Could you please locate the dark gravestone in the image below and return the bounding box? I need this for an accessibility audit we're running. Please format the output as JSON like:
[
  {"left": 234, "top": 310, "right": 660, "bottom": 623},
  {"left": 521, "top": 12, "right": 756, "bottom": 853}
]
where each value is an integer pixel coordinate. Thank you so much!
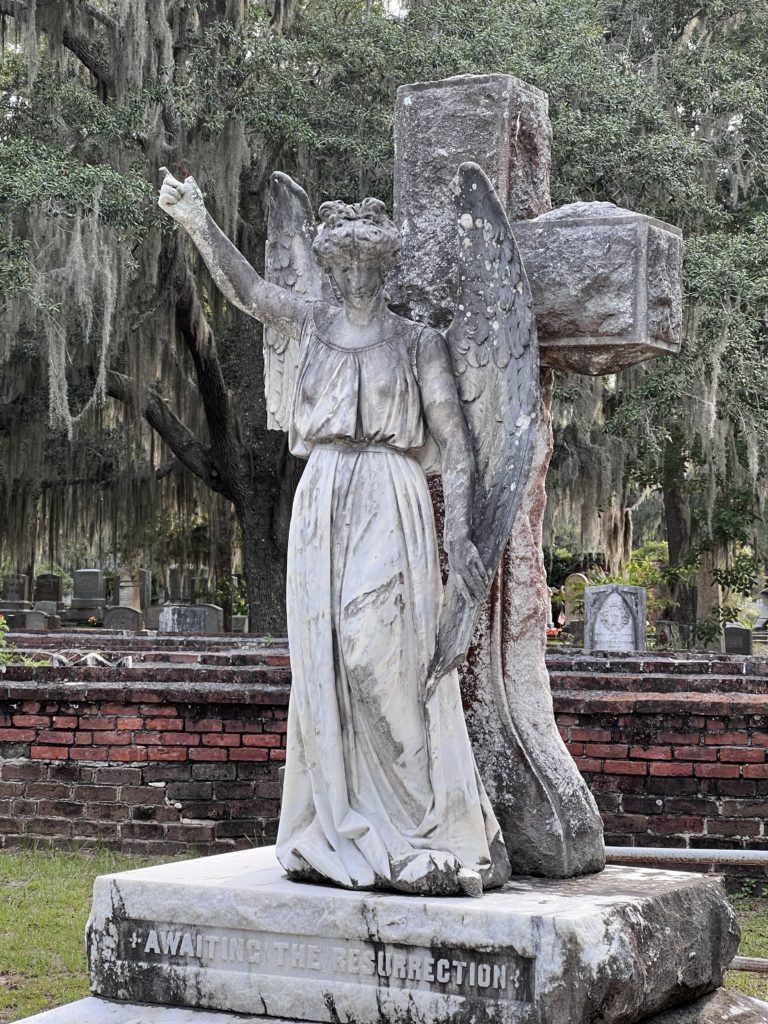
[
  {"left": 724, "top": 625, "right": 752, "bottom": 656},
  {"left": 34, "top": 573, "right": 62, "bottom": 606},
  {"left": 71, "top": 569, "right": 106, "bottom": 608},
  {"left": 2, "top": 573, "right": 29, "bottom": 604}
]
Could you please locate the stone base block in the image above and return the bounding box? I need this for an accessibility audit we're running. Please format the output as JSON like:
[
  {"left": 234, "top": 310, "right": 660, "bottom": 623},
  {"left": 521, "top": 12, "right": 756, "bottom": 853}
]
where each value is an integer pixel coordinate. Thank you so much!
[
  {"left": 88, "top": 847, "right": 739, "bottom": 1024},
  {"left": 649, "top": 990, "right": 768, "bottom": 1022},
  {"left": 13, "top": 997, "right": 271, "bottom": 1023}
]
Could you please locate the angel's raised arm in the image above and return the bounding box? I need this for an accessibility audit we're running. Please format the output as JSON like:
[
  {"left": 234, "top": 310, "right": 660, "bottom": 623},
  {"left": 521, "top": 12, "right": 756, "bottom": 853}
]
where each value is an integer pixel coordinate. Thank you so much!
[{"left": 158, "top": 170, "right": 309, "bottom": 341}]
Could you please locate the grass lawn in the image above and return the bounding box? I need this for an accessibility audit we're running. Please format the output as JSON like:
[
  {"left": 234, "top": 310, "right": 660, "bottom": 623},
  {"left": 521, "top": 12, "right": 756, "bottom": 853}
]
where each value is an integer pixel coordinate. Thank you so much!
[{"left": 1, "top": 850, "right": 767, "bottom": 1022}]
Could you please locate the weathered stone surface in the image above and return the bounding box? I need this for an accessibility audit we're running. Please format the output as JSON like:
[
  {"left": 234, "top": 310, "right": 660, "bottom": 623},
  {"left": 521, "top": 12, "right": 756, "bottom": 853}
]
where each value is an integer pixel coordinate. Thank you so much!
[
  {"left": 585, "top": 584, "right": 647, "bottom": 653},
  {"left": 2, "top": 572, "right": 29, "bottom": 604},
  {"left": 725, "top": 625, "right": 753, "bottom": 655},
  {"left": 159, "top": 603, "right": 223, "bottom": 634},
  {"left": 104, "top": 606, "right": 144, "bottom": 631},
  {"left": 34, "top": 573, "right": 62, "bottom": 605},
  {"left": 70, "top": 569, "right": 106, "bottom": 609},
  {"left": 512, "top": 202, "right": 683, "bottom": 373},
  {"left": 644, "top": 990, "right": 768, "bottom": 1022},
  {"left": 87, "top": 847, "right": 738, "bottom": 1024},
  {"left": 13, "top": 997, "right": 272, "bottom": 1023},
  {"left": 391, "top": 73, "right": 552, "bottom": 326}
]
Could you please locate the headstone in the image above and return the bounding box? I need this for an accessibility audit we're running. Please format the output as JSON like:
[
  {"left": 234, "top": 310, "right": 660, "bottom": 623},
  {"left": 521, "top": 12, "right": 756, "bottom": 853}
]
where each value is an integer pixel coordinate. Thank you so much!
[
  {"left": 16, "top": 610, "right": 48, "bottom": 631},
  {"left": 585, "top": 584, "right": 646, "bottom": 653},
  {"left": 159, "top": 603, "right": 223, "bottom": 634},
  {"left": 2, "top": 573, "right": 30, "bottom": 606},
  {"left": 655, "top": 620, "right": 688, "bottom": 649},
  {"left": 231, "top": 614, "right": 249, "bottom": 633},
  {"left": 191, "top": 575, "right": 209, "bottom": 602},
  {"left": 34, "top": 601, "right": 58, "bottom": 617},
  {"left": 144, "top": 605, "right": 162, "bottom": 630},
  {"left": 168, "top": 567, "right": 183, "bottom": 603},
  {"left": 724, "top": 625, "right": 752, "bottom": 656},
  {"left": 562, "top": 572, "right": 588, "bottom": 623},
  {"left": 71, "top": 569, "right": 106, "bottom": 609},
  {"left": 104, "top": 606, "right": 144, "bottom": 631},
  {"left": 34, "top": 573, "right": 62, "bottom": 606},
  {"left": 116, "top": 568, "right": 149, "bottom": 611}
]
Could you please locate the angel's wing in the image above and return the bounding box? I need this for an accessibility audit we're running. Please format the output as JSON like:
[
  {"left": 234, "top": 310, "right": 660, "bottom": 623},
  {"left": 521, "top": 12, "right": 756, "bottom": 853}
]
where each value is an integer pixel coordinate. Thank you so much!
[
  {"left": 430, "top": 162, "right": 540, "bottom": 680},
  {"left": 264, "top": 172, "right": 327, "bottom": 431}
]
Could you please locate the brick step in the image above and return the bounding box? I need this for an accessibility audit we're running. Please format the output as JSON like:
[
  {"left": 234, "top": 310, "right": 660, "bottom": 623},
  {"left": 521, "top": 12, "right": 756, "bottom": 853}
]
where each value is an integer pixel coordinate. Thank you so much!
[
  {"left": 546, "top": 654, "right": 765, "bottom": 677},
  {"left": 7, "top": 631, "right": 287, "bottom": 651},
  {"left": 0, "top": 662, "right": 291, "bottom": 684},
  {"left": 553, "top": 688, "right": 768, "bottom": 716},
  {"left": 549, "top": 671, "right": 768, "bottom": 695}
]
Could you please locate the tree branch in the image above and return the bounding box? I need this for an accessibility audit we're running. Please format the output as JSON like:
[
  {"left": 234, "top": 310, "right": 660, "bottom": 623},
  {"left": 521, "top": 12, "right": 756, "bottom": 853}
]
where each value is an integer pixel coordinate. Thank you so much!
[
  {"left": 106, "top": 369, "right": 227, "bottom": 494},
  {"left": 0, "top": 0, "right": 116, "bottom": 94}
]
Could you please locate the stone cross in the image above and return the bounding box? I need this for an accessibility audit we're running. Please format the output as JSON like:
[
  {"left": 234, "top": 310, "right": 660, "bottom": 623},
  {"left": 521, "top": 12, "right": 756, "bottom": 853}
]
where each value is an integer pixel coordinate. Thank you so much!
[{"left": 391, "top": 74, "right": 682, "bottom": 877}]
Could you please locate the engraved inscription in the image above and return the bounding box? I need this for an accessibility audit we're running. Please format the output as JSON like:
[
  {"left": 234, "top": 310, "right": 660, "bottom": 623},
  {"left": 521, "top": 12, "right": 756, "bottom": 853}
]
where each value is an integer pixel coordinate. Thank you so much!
[{"left": 118, "top": 921, "right": 534, "bottom": 1003}]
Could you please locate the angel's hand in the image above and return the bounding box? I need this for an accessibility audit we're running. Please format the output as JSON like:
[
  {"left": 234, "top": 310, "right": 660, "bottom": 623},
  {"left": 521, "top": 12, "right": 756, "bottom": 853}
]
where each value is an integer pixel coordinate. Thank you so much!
[
  {"left": 446, "top": 532, "right": 489, "bottom": 605},
  {"left": 158, "top": 168, "right": 206, "bottom": 233}
]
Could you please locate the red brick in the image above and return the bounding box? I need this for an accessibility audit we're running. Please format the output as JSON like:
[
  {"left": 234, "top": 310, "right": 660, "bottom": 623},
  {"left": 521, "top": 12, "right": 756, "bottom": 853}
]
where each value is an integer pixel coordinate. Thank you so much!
[
  {"left": 574, "top": 758, "right": 602, "bottom": 772},
  {"left": 151, "top": 748, "right": 189, "bottom": 762},
  {"left": 80, "top": 717, "right": 112, "bottom": 730},
  {"left": 242, "top": 734, "right": 282, "bottom": 749},
  {"left": 706, "top": 719, "right": 727, "bottom": 731},
  {"left": 653, "top": 815, "right": 704, "bottom": 834},
  {"left": 566, "top": 742, "right": 585, "bottom": 756},
  {"left": 13, "top": 715, "right": 50, "bottom": 727},
  {"left": 70, "top": 747, "right": 110, "bottom": 760},
  {"left": 571, "top": 728, "right": 612, "bottom": 743},
  {"left": 649, "top": 763, "right": 693, "bottom": 776},
  {"left": 673, "top": 746, "right": 716, "bottom": 761},
  {"left": 230, "top": 749, "right": 269, "bottom": 762},
  {"left": 116, "top": 718, "right": 143, "bottom": 730},
  {"left": 202, "top": 733, "right": 241, "bottom": 747},
  {"left": 36, "top": 730, "right": 74, "bottom": 744},
  {"left": 586, "top": 744, "right": 629, "bottom": 758},
  {"left": 556, "top": 714, "right": 578, "bottom": 726},
  {"left": 20, "top": 701, "right": 42, "bottom": 712},
  {"left": 266, "top": 721, "right": 288, "bottom": 734},
  {"left": 658, "top": 732, "right": 701, "bottom": 744},
  {"left": 605, "top": 760, "right": 647, "bottom": 775},
  {"left": 101, "top": 704, "right": 133, "bottom": 715},
  {"left": 187, "top": 719, "right": 223, "bottom": 733},
  {"left": 73, "top": 732, "right": 93, "bottom": 745},
  {"left": 270, "top": 749, "right": 286, "bottom": 761},
  {"left": 92, "top": 731, "right": 131, "bottom": 746},
  {"left": 132, "top": 732, "right": 163, "bottom": 745},
  {"left": 694, "top": 764, "right": 740, "bottom": 778},
  {"left": 161, "top": 732, "right": 201, "bottom": 746},
  {"left": 30, "top": 745, "right": 69, "bottom": 759},
  {"left": 189, "top": 748, "right": 228, "bottom": 761},
  {"left": 629, "top": 746, "right": 672, "bottom": 760},
  {"left": 751, "top": 733, "right": 768, "bottom": 746},
  {"left": 139, "top": 705, "right": 177, "bottom": 716},
  {"left": 744, "top": 764, "right": 768, "bottom": 778},
  {"left": 145, "top": 717, "right": 183, "bottom": 730},
  {"left": 52, "top": 716, "right": 78, "bottom": 729},
  {"left": 704, "top": 731, "right": 748, "bottom": 745},
  {"left": 719, "top": 747, "right": 765, "bottom": 763},
  {"left": 0, "top": 728, "right": 36, "bottom": 741},
  {"left": 108, "top": 747, "right": 149, "bottom": 762}
]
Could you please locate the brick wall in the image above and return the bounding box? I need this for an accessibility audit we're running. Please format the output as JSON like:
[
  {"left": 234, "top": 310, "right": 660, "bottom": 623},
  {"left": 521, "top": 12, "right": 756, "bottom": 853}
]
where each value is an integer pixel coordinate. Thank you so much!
[
  {"left": 0, "top": 642, "right": 290, "bottom": 855},
  {"left": 1, "top": 635, "right": 767, "bottom": 869},
  {"left": 549, "top": 653, "right": 768, "bottom": 868}
]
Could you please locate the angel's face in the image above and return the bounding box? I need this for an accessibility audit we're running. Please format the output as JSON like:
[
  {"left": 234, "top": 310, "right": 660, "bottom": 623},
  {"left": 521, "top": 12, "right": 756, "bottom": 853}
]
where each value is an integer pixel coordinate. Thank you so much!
[{"left": 329, "top": 259, "right": 384, "bottom": 310}]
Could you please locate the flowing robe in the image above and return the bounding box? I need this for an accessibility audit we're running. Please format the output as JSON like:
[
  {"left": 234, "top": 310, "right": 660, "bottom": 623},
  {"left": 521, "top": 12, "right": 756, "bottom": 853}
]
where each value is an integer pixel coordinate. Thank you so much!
[{"left": 276, "top": 303, "right": 510, "bottom": 895}]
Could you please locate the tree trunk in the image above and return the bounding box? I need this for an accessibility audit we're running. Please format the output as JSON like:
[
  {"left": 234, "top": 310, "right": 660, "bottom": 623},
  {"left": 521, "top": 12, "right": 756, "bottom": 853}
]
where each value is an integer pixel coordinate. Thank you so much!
[
  {"left": 235, "top": 493, "right": 286, "bottom": 634},
  {"left": 662, "top": 436, "right": 696, "bottom": 628}
]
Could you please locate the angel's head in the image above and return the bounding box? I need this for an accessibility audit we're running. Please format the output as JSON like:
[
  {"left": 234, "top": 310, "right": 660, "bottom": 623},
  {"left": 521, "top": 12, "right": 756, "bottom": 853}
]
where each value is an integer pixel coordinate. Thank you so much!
[{"left": 313, "top": 197, "right": 400, "bottom": 305}]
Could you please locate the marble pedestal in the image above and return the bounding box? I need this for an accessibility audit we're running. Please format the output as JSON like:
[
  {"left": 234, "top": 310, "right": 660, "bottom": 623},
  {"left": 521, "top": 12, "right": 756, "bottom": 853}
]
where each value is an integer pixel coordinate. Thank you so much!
[{"left": 81, "top": 846, "right": 742, "bottom": 1024}]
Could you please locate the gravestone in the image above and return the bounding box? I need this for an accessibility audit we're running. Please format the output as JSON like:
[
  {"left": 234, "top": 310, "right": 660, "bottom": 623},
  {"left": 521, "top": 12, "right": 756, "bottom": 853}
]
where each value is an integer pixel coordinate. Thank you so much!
[
  {"left": 168, "top": 567, "right": 183, "bottom": 603},
  {"left": 562, "top": 572, "right": 588, "bottom": 623},
  {"left": 16, "top": 610, "right": 48, "bottom": 631},
  {"left": 231, "top": 614, "right": 249, "bottom": 633},
  {"left": 2, "top": 573, "right": 31, "bottom": 607},
  {"left": 34, "top": 601, "right": 58, "bottom": 617},
  {"left": 144, "top": 605, "right": 162, "bottom": 630},
  {"left": 724, "top": 625, "right": 753, "bottom": 656},
  {"left": 655, "top": 619, "right": 689, "bottom": 649},
  {"left": 159, "top": 603, "right": 223, "bottom": 634},
  {"left": 585, "top": 584, "right": 646, "bottom": 653},
  {"left": 71, "top": 569, "right": 105, "bottom": 609},
  {"left": 117, "top": 568, "right": 149, "bottom": 611},
  {"left": 34, "top": 573, "right": 62, "bottom": 606},
  {"left": 104, "top": 606, "right": 144, "bottom": 631}
]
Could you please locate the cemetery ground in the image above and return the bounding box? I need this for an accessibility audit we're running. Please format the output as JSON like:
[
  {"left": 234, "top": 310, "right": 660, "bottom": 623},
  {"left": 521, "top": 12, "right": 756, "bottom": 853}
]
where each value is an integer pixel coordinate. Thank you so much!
[{"left": 0, "top": 848, "right": 766, "bottom": 1023}]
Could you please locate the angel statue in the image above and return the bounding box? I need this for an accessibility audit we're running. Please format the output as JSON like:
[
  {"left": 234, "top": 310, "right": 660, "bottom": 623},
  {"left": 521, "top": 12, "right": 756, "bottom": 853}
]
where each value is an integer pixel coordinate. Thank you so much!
[{"left": 158, "top": 160, "right": 538, "bottom": 898}]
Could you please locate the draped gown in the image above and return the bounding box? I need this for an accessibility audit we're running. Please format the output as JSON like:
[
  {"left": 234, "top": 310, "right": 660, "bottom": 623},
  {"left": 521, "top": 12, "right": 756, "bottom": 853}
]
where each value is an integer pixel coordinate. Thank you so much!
[{"left": 275, "top": 302, "right": 510, "bottom": 895}]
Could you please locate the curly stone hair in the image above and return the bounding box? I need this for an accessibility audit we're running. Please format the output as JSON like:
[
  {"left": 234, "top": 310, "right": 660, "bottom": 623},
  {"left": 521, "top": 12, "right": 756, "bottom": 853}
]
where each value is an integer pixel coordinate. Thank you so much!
[{"left": 312, "top": 197, "right": 401, "bottom": 272}]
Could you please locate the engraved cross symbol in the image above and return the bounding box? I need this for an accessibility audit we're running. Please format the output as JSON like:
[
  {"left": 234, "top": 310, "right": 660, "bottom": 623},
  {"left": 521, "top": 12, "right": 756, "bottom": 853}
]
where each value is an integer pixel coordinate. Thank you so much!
[{"left": 130, "top": 930, "right": 141, "bottom": 949}]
